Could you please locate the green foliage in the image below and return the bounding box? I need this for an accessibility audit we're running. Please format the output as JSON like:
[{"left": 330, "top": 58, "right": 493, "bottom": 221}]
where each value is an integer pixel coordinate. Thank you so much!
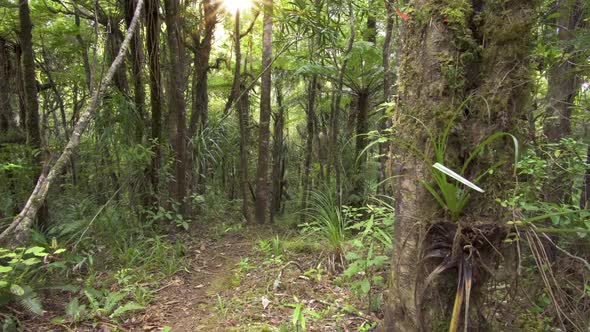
[
  {"left": 301, "top": 190, "right": 348, "bottom": 255},
  {"left": 216, "top": 294, "right": 229, "bottom": 318},
  {"left": 145, "top": 202, "right": 190, "bottom": 230},
  {"left": 55, "top": 288, "right": 144, "bottom": 323},
  {"left": 370, "top": 97, "right": 519, "bottom": 221},
  {"left": 291, "top": 301, "right": 306, "bottom": 332},
  {"left": 257, "top": 236, "right": 285, "bottom": 266},
  {"left": 0, "top": 244, "right": 67, "bottom": 316},
  {"left": 341, "top": 203, "right": 393, "bottom": 312}
]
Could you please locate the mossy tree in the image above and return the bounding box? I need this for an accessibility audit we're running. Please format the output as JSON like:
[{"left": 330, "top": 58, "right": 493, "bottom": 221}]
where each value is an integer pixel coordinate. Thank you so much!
[{"left": 385, "top": 0, "right": 537, "bottom": 330}]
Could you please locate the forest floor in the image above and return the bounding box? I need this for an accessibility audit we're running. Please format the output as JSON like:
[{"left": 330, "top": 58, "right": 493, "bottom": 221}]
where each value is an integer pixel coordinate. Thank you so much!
[
  {"left": 20, "top": 223, "right": 381, "bottom": 331},
  {"left": 132, "top": 225, "right": 379, "bottom": 331}
]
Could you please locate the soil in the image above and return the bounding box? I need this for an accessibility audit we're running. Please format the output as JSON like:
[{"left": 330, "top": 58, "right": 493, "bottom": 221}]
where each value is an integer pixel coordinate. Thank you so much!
[
  {"left": 15, "top": 225, "right": 382, "bottom": 331},
  {"left": 138, "top": 232, "right": 253, "bottom": 331}
]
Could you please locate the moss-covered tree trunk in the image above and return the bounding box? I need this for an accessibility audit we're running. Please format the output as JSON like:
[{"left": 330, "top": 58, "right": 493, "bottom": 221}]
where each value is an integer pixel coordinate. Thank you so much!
[{"left": 385, "top": 1, "right": 536, "bottom": 330}]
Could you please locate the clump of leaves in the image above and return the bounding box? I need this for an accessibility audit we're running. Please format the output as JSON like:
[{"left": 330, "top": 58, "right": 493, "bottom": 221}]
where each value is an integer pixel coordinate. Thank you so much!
[
  {"left": 53, "top": 288, "right": 144, "bottom": 323},
  {"left": 342, "top": 203, "right": 393, "bottom": 312},
  {"left": 0, "top": 244, "right": 67, "bottom": 316},
  {"left": 367, "top": 96, "right": 519, "bottom": 220},
  {"left": 301, "top": 190, "right": 348, "bottom": 271},
  {"left": 145, "top": 202, "right": 190, "bottom": 230}
]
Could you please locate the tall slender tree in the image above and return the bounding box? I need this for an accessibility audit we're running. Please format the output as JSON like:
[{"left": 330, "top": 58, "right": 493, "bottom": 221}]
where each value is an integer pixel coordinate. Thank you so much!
[
  {"left": 19, "top": 0, "right": 48, "bottom": 227},
  {"left": 164, "top": 0, "right": 188, "bottom": 213},
  {"left": 146, "top": 0, "right": 162, "bottom": 206},
  {"left": 255, "top": 0, "right": 273, "bottom": 224},
  {"left": 0, "top": 37, "right": 14, "bottom": 133},
  {"left": 188, "top": 0, "right": 220, "bottom": 195},
  {"left": 125, "top": 0, "right": 145, "bottom": 143}
]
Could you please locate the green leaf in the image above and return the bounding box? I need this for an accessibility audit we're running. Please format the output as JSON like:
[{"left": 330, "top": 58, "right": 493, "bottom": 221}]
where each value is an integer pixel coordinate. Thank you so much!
[
  {"left": 110, "top": 302, "right": 144, "bottom": 318},
  {"left": 22, "top": 257, "right": 42, "bottom": 266},
  {"left": 292, "top": 304, "right": 302, "bottom": 326},
  {"left": 0, "top": 265, "right": 13, "bottom": 273},
  {"left": 53, "top": 249, "right": 66, "bottom": 255},
  {"left": 359, "top": 279, "right": 371, "bottom": 294},
  {"left": 25, "top": 246, "right": 47, "bottom": 257},
  {"left": 10, "top": 284, "right": 24, "bottom": 296},
  {"left": 18, "top": 294, "right": 45, "bottom": 316}
]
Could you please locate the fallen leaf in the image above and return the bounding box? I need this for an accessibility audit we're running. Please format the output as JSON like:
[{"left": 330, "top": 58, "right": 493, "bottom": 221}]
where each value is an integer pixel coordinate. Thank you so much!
[{"left": 261, "top": 296, "right": 271, "bottom": 310}]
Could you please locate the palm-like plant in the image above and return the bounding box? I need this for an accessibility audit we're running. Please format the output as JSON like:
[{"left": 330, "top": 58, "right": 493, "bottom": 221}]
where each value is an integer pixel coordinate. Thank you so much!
[{"left": 302, "top": 190, "right": 347, "bottom": 272}]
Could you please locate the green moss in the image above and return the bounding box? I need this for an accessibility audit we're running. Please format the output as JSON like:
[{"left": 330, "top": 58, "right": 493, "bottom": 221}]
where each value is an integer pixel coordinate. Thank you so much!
[{"left": 283, "top": 238, "right": 321, "bottom": 254}]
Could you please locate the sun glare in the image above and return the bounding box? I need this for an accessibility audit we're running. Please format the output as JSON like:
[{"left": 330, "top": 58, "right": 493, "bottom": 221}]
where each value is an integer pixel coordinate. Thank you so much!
[{"left": 224, "top": 0, "right": 252, "bottom": 13}]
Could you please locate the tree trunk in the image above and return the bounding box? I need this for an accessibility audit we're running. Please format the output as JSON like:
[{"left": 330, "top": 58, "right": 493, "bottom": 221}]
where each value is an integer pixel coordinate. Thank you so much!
[
  {"left": 125, "top": 0, "right": 145, "bottom": 143},
  {"left": 19, "top": 0, "right": 49, "bottom": 229},
  {"left": 385, "top": 0, "right": 536, "bottom": 330},
  {"left": 164, "top": 0, "right": 188, "bottom": 214},
  {"left": 352, "top": 89, "right": 370, "bottom": 201},
  {"left": 300, "top": 75, "right": 317, "bottom": 222},
  {"left": 146, "top": 0, "right": 162, "bottom": 206},
  {"left": 542, "top": 0, "right": 584, "bottom": 204},
  {"left": 188, "top": 0, "right": 219, "bottom": 195},
  {"left": 14, "top": 46, "right": 26, "bottom": 129},
  {"left": 232, "top": 10, "right": 253, "bottom": 223},
  {"left": 378, "top": 0, "right": 394, "bottom": 195},
  {"left": 106, "top": 22, "right": 129, "bottom": 94},
  {"left": 331, "top": 3, "right": 355, "bottom": 204},
  {"left": 353, "top": 3, "right": 377, "bottom": 198},
  {"left": 0, "top": 37, "right": 14, "bottom": 132},
  {"left": 270, "top": 77, "right": 285, "bottom": 222},
  {"left": 581, "top": 144, "right": 590, "bottom": 209},
  {"left": 255, "top": 0, "right": 273, "bottom": 224}
]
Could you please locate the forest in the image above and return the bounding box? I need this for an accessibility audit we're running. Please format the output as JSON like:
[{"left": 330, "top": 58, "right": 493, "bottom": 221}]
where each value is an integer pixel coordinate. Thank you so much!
[{"left": 0, "top": 0, "right": 589, "bottom": 330}]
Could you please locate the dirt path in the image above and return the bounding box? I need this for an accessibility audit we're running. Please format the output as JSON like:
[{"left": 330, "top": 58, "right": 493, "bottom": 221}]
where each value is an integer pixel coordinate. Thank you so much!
[{"left": 139, "top": 233, "right": 253, "bottom": 331}]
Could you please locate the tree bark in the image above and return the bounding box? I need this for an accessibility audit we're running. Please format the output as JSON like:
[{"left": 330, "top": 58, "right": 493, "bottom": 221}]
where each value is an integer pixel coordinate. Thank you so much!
[
  {"left": 378, "top": 0, "right": 394, "bottom": 195},
  {"left": 19, "top": 0, "right": 41, "bottom": 149},
  {"left": 331, "top": 2, "right": 355, "bottom": 204},
  {"left": 146, "top": 0, "right": 162, "bottom": 206},
  {"left": 581, "top": 144, "right": 590, "bottom": 209},
  {"left": 255, "top": 0, "right": 273, "bottom": 224},
  {"left": 164, "top": 0, "right": 188, "bottom": 213},
  {"left": 385, "top": 0, "right": 536, "bottom": 330},
  {"left": 0, "top": 37, "right": 14, "bottom": 132},
  {"left": 353, "top": 2, "right": 377, "bottom": 198},
  {"left": 125, "top": 0, "right": 145, "bottom": 143},
  {"left": 542, "top": 0, "right": 584, "bottom": 204},
  {"left": 14, "top": 46, "right": 26, "bottom": 129},
  {"left": 232, "top": 10, "right": 253, "bottom": 223},
  {"left": 188, "top": 0, "right": 220, "bottom": 196},
  {"left": 300, "top": 75, "right": 317, "bottom": 222},
  {"left": 19, "top": 0, "right": 49, "bottom": 228},
  {"left": 106, "top": 21, "right": 129, "bottom": 94},
  {"left": 270, "top": 76, "right": 285, "bottom": 222},
  {"left": 0, "top": 0, "right": 144, "bottom": 244}
]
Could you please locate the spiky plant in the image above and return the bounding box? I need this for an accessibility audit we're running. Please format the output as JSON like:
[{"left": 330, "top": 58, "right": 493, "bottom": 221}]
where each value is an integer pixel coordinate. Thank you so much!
[{"left": 303, "top": 190, "right": 348, "bottom": 272}]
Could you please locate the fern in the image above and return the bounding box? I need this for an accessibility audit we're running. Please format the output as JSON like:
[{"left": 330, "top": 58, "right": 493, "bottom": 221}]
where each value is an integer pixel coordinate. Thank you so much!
[
  {"left": 104, "top": 291, "right": 126, "bottom": 313},
  {"left": 83, "top": 289, "right": 102, "bottom": 312},
  {"left": 109, "top": 302, "right": 144, "bottom": 318},
  {"left": 17, "top": 293, "right": 44, "bottom": 316},
  {"left": 65, "top": 297, "right": 87, "bottom": 321}
]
